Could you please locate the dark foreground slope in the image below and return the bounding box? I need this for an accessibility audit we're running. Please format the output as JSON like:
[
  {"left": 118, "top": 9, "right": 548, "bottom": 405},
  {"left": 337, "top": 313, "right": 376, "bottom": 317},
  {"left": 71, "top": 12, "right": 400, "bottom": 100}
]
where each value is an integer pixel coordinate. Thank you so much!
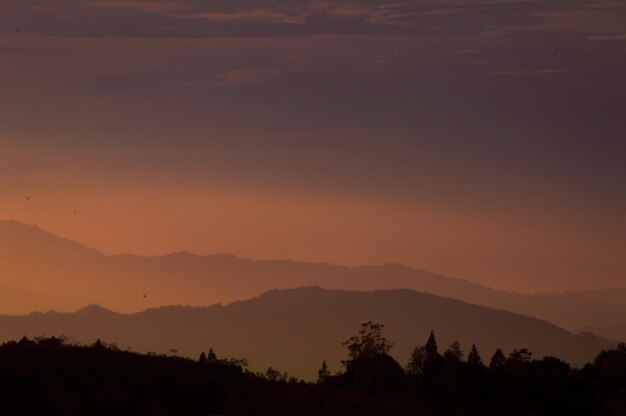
[
  {"left": 1, "top": 337, "right": 625, "bottom": 416},
  {"left": 0, "top": 338, "right": 417, "bottom": 416},
  {"left": 0, "top": 288, "right": 613, "bottom": 379}
]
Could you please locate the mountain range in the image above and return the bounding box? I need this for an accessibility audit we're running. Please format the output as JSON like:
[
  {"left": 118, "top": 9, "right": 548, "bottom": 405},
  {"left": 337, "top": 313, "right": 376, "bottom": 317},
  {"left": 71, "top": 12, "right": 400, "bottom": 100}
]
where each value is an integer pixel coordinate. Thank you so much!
[
  {"left": 0, "top": 287, "right": 613, "bottom": 379},
  {"left": 1, "top": 220, "right": 624, "bottom": 334}
]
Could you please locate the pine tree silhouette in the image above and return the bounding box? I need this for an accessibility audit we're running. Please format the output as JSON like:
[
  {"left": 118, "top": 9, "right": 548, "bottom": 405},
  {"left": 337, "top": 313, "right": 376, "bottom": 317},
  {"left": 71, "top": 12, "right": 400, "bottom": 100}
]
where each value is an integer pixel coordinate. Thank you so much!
[
  {"left": 489, "top": 348, "right": 506, "bottom": 371},
  {"left": 467, "top": 344, "right": 483, "bottom": 366},
  {"left": 407, "top": 346, "right": 427, "bottom": 375},
  {"left": 444, "top": 340, "right": 463, "bottom": 361},
  {"left": 207, "top": 348, "right": 217, "bottom": 363},
  {"left": 425, "top": 330, "right": 439, "bottom": 361},
  {"left": 317, "top": 360, "right": 331, "bottom": 385}
]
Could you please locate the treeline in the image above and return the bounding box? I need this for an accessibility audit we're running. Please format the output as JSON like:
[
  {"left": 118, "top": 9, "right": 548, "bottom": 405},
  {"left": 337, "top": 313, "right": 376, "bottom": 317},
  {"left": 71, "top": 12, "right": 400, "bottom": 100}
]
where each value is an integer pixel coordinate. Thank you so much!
[
  {"left": 0, "top": 322, "right": 625, "bottom": 415},
  {"left": 317, "top": 322, "right": 626, "bottom": 415},
  {"left": 0, "top": 335, "right": 415, "bottom": 415}
]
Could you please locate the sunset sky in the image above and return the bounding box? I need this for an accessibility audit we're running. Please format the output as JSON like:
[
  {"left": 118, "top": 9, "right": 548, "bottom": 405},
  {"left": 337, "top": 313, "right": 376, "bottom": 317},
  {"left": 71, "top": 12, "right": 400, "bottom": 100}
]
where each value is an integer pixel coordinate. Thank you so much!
[{"left": 1, "top": 0, "right": 624, "bottom": 292}]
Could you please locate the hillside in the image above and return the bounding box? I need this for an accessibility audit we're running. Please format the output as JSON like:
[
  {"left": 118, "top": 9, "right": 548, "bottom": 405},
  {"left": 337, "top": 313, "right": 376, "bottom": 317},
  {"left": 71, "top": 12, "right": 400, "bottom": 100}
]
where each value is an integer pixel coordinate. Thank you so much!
[
  {"left": 1, "top": 220, "right": 624, "bottom": 332},
  {"left": 4, "top": 335, "right": 624, "bottom": 415},
  {"left": 585, "top": 322, "right": 626, "bottom": 344},
  {"left": 0, "top": 338, "right": 421, "bottom": 416},
  {"left": 564, "top": 288, "right": 626, "bottom": 305},
  {"left": 0, "top": 220, "right": 103, "bottom": 259},
  {"left": 0, "top": 287, "right": 613, "bottom": 379}
]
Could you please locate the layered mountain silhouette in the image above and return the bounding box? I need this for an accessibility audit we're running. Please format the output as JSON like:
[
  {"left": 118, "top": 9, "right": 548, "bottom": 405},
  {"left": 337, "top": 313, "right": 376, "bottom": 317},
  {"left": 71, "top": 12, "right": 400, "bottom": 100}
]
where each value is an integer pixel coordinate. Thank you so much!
[
  {"left": 0, "top": 287, "right": 613, "bottom": 380},
  {"left": 563, "top": 287, "right": 626, "bottom": 305},
  {"left": 0, "top": 220, "right": 102, "bottom": 259},
  {"left": 1, "top": 220, "right": 625, "bottom": 334},
  {"left": 584, "top": 321, "right": 626, "bottom": 344}
]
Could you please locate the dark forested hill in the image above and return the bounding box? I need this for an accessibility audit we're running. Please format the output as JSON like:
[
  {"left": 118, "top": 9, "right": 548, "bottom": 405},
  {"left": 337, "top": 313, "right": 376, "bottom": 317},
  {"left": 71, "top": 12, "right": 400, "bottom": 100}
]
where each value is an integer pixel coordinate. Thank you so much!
[
  {"left": 0, "top": 338, "right": 423, "bottom": 416},
  {"left": 0, "top": 287, "right": 613, "bottom": 379},
  {"left": 1, "top": 333, "right": 624, "bottom": 415}
]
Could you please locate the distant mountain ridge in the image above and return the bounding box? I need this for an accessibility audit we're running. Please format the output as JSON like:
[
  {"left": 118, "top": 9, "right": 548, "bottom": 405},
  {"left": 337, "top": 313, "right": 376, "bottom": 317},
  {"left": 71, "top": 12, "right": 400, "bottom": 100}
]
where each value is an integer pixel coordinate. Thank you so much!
[
  {"left": 0, "top": 220, "right": 625, "bottom": 334},
  {"left": 582, "top": 321, "right": 626, "bottom": 344},
  {"left": 0, "top": 287, "right": 614, "bottom": 379},
  {"left": 0, "top": 220, "right": 103, "bottom": 259},
  {"left": 562, "top": 288, "right": 626, "bottom": 305}
]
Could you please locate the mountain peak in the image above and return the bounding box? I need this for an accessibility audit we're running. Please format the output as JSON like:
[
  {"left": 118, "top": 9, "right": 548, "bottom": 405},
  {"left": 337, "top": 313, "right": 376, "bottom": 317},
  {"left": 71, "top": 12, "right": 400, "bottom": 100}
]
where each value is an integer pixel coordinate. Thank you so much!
[
  {"left": 0, "top": 219, "right": 39, "bottom": 230},
  {"left": 162, "top": 251, "right": 198, "bottom": 258},
  {"left": 0, "top": 220, "right": 103, "bottom": 259},
  {"left": 75, "top": 304, "right": 114, "bottom": 316}
]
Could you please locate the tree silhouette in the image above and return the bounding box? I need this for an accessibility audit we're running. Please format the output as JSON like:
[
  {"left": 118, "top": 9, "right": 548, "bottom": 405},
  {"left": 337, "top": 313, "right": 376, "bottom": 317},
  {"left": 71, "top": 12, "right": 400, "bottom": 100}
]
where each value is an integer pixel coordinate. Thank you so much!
[
  {"left": 489, "top": 348, "right": 506, "bottom": 371},
  {"left": 265, "top": 367, "right": 282, "bottom": 382},
  {"left": 506, "top": 348, "right": 532, "bottom": 372},
  {"left": 467, "top": 344, "right": 483, "bottom": 366},
  {"left": 37, "top": 336, "right": 65, "bottom": 348},
  {"left": 424, "top": 330, "right": 439, "bottom": 361},
  {"left": 317, "top": 360, "right": 331, "bottom": 385},
  {"left": 591, "top": 342, "right": 626, "bottom": 393},
  {"left": 199, "top": 351, "right": 207, "bottom": 363},
  {"left": 444, "top": 340, "right": 463, "bottom": 361},
  {"left": 342, "top": 322, "right": 403, "bottom": 391},
  {"left": 207, "top": 347, "right": 217, "bottom": 363},
  {"left": 406, "top": 346, "right": 427, "bottom": 375},
  {"left": 342, "top": 321, "right": 393, "bottom": 360},
  {"left": 421, "top": 330, "right": 443, "bottom": 377}
]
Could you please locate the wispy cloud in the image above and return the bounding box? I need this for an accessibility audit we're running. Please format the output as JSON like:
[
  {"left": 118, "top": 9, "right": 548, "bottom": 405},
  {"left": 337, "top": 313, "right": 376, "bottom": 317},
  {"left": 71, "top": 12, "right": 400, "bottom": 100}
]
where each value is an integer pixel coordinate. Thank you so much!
[
  {"left": 318, "top": 2, "right": 418, "bottom": 27},
  {"left": 491, "top": 69, "right": 570, "bottom": 75},
  {"left": 86, "top": 1, "right": 187, "bottom": 13},
  {"left": 176, "top": 8, "right": 308, "bottom": 24},
  {"left": 418, "top": 7, "right": 469, "bottom": 17},
  {"left": 181, "top": 68, "right": 283, "bottom": 89},
  {"left": 587, "top": 34, "right": 626, "bottom": 41},
  {"left": 530, "top": 7, "right": 626, "bottom": 37}
]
